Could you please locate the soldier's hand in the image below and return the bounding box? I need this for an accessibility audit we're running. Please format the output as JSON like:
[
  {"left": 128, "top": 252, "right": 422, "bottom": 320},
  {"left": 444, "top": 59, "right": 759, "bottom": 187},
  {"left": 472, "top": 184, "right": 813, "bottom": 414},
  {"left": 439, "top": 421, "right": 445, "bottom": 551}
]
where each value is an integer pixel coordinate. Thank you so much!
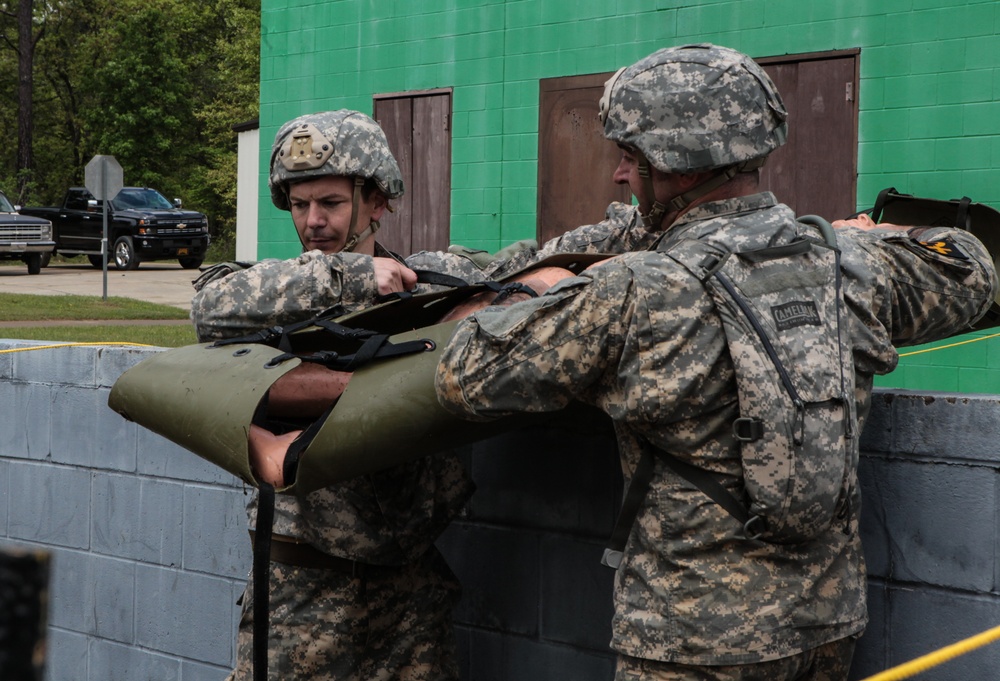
[{"left": 373, "top": 257, "right": 418, "bottom": 295}]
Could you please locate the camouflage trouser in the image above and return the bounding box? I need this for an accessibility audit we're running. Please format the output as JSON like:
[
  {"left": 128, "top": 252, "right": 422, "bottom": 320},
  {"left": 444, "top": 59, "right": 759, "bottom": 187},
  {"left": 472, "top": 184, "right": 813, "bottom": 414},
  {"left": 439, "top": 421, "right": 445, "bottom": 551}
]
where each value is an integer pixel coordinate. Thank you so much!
[
  {"left": 226, "top": 547, "right": 462, "bottom": 681},
  {"left": 615, "top": 636, "right": 857, "bottom": 681}
]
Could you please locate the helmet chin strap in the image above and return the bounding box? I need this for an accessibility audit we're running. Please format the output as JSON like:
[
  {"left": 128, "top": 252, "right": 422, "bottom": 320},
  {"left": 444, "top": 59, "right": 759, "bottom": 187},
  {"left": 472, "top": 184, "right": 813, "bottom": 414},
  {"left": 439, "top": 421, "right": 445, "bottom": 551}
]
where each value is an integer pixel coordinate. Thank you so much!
[
  {"left": 341, "top": 177, "right": 368, "bottom": 253},
  {"left": 637, "top": 154, "right": 765, "bottom": 230}
]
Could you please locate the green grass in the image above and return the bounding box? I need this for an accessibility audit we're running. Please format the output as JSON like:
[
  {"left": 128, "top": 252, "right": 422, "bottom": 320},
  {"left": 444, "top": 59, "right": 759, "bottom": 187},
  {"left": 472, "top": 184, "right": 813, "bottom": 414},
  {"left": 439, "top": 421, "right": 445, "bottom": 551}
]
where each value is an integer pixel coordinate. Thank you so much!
[
  {"left": 0, "top": 292, "right": 196, "bottom": 348},
  {"left": 0, "top": 293, "right": 190, "bottom": 322},
  {"left": 0, "top": 324, "right": 197, "bottom": 348}
]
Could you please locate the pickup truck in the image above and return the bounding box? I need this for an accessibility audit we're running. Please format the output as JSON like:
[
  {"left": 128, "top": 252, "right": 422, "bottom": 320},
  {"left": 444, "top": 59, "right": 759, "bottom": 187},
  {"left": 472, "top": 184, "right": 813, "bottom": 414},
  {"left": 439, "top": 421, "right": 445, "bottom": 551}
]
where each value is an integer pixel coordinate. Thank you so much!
[
  {"left": 22, "top": 186, "right": 210, "bottom": 270},
  {"left": 0, "top": 189, "right": 55, "bottom": 274}
]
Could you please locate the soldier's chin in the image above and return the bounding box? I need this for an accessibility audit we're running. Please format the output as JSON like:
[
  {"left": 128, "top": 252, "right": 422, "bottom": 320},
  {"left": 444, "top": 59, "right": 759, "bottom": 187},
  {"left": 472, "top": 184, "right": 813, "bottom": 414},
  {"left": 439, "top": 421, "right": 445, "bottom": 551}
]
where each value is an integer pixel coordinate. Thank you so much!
[{"left": 309, "top": 238, "right": 341, "bottom": 254}]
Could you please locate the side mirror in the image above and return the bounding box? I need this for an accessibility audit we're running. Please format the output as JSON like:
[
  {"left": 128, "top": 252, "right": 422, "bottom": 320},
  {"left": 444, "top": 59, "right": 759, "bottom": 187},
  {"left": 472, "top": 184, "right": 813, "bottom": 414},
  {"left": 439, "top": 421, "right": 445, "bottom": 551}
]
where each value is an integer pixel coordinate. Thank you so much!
[{"left": 173, "top": 198, "right": 183, "bottom": 208}]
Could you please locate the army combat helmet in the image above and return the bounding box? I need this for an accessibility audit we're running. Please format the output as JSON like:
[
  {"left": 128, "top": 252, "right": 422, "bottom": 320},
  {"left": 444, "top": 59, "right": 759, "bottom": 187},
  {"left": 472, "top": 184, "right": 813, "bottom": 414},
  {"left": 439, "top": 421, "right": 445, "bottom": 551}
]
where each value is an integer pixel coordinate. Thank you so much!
[
  {"left": 599, "top": 43, "right": 788, "bottom": 228},
  {"left": 269, "top": 110, "right": 405, "bottom": 252}
]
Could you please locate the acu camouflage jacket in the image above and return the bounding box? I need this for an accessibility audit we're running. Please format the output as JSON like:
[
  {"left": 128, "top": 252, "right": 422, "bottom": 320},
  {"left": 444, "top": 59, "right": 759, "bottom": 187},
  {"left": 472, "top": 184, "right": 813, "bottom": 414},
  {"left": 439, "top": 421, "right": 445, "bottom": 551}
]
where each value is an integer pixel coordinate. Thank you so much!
[{"left": 436, "top": 192, "right": 997, "bottom": 664}]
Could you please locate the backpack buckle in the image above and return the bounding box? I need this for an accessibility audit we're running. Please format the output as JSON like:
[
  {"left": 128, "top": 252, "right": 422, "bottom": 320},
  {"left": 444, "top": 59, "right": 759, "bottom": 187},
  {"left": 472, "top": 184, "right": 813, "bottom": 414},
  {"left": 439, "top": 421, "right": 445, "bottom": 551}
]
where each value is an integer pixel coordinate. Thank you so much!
[
  {"left": 733, "top": 417, "right": 764, "bottom": 442},
  {"left": 600, "top": 549, "right": 624, "bottom": 569}
]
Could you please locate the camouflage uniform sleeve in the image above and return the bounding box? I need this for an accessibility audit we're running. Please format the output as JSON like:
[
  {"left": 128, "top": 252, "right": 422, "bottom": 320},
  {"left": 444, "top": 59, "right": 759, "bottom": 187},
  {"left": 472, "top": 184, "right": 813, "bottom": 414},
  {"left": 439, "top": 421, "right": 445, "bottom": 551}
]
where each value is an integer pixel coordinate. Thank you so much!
[
  {"left": 190, "top": 250, "right": 380, "bottom": 341},
  {"left": 436, "top": 263, "right": 632, "bottom": 419},
  {"left": 852, "top": 226, "right": 997, "bottom": 347},
  {"left": 484, "top": 202, "right": 650, "bottom": 279},
  {"left": 404, "top": 249, "right": 491, "bottom": 284}
]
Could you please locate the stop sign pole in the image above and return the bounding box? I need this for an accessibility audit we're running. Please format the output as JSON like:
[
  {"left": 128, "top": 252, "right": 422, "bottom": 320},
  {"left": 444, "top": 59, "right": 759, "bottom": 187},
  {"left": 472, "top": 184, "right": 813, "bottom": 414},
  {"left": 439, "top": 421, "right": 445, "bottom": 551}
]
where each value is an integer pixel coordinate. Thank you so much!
[{"left": 84, "top": 156, "right": 123, "bottom": 300}]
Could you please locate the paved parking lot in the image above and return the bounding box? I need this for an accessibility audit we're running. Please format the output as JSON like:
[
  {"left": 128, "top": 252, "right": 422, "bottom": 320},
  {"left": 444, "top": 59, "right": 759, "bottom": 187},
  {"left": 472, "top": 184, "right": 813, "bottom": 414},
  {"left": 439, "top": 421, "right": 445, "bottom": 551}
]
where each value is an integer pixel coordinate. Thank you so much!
[{"left": 0, "top": 262, "right": 201, "bottom": 310}]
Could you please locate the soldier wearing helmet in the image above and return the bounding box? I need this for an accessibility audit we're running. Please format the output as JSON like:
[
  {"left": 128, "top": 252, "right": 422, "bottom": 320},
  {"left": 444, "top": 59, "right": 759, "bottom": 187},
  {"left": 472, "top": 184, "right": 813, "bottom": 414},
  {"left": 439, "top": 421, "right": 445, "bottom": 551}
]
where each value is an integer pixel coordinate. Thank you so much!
[
  {"left": 488, "top": 44, "right": 789, "bottom": 279},
  {"left": 437, "top": 44, "right": 997, "bottom": 680},
  {"left": 191, "top": 110, "right": 499, "bottom": 681}
]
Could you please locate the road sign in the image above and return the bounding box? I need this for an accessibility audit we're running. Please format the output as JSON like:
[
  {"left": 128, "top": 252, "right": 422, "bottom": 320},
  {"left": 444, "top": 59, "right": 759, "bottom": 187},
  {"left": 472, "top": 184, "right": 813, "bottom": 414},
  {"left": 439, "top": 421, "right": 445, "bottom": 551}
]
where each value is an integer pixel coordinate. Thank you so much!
[
  {"left": 84, "top": 155, "right": 123, "bottom": 299},
  {"left": 84, "top": 155, "right": 124, "bottom": 201}
]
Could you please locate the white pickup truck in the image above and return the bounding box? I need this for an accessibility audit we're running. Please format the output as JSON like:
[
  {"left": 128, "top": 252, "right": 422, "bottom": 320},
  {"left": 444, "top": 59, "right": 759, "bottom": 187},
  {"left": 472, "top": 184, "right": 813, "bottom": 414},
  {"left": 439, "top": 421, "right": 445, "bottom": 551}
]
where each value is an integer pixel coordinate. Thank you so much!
[{"left": 0, "top": 189, "right": 55, "bottom": 275}]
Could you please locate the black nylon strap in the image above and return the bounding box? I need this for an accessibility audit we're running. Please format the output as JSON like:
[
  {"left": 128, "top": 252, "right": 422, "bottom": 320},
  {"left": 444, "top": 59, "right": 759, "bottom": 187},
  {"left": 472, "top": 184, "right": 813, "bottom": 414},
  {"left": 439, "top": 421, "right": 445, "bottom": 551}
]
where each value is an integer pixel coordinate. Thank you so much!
[
  {"left": 602, "top": 446, "right": 756, "bottom": 569},
  {"left": 252, "top": 483, "right": 275, "bottom": 681},
  {"left": 601, "top": 447, "right": 657, "bottom": 569},
  {"left": 870, "top": 186, "right": 898, "bottom": 224},
  {"left": 956, "top": 196, "right": 972, "bottom": 229},
  {"left": 657, "top": 453, "right": 751, "bottom": 527},
  {"left": 412, "top": 270, "right": 472, "bottom": 288}
]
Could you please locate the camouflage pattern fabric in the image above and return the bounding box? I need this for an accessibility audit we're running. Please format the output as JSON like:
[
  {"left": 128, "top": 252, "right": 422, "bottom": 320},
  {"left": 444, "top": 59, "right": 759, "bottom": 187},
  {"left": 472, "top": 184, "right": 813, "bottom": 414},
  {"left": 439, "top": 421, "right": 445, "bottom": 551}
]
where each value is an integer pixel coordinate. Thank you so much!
[
  {"left": 615, "top": 635, "right": 856, "bottom": 681},
  {"left": 486, "top": 201, "right": 650, "bottom": 279},
  {"left": 600, "top": 44, "right": 788, "bottom": 174},
  {"left": 191, "top": 242, "right": 482, "bottom": 679},
  {"left": 226, "top": 548, "right": 461, "bottom": 681},
  {"left": 437, "top": 191, "right": 997, "bottom": 666},
  {"left": 191, "top": 244, "right": 489, "bottom": 342},
  {"left": 269, "top": 110, "right": 404, "bottom": 210}
]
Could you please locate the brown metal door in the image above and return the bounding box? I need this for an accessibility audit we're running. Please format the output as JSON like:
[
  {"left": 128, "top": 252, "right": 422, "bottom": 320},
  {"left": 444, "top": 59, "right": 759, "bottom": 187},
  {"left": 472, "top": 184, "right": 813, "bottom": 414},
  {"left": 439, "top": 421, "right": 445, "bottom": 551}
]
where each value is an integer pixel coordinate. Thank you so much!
[
  {"left": 374, "top": 91, "right": 452, "bottom": 257},
  {"left": 536, "top": 50, "right": 859, "bottom": 240},
  {"left": 759, "top": 51, "right": 859, "bottom": 221},
  {"left": 537, "top": 74, "right": 631, "bottom": 244}
]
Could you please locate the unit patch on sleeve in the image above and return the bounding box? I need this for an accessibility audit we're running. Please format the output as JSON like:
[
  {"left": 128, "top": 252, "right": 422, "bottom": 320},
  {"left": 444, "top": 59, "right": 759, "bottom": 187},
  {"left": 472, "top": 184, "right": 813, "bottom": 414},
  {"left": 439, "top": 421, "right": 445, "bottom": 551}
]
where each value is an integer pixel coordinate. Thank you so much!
[{"left": 915, "top": 238, "right": 969, "bottom": 260}]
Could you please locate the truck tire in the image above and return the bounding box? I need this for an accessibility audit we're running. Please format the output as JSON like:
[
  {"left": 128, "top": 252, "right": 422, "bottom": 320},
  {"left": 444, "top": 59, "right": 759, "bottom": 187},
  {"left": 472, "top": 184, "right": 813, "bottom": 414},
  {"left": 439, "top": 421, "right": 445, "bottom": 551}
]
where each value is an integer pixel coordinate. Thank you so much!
[
  {"left": 178, "top": 257, "right": 204, "bottom": 269},
  {"left": 113, "top": 236, "right": 140, "bottom": 270},
  {"left": 88, "top": 255, "right": 104, "bottom": 269},
  {"left": 39, "top": 252, "right": 51, "bottom": 268},
  {"left": 26, "top": 253, "right": 41, "bottom": 275}
]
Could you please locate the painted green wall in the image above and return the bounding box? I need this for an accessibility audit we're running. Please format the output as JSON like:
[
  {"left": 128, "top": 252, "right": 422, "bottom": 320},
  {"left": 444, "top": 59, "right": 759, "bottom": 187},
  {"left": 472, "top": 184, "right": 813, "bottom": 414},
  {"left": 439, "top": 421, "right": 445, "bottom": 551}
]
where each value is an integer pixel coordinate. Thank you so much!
[{"left": 258, "top": 0, "right": 1000, "bottom": 393}]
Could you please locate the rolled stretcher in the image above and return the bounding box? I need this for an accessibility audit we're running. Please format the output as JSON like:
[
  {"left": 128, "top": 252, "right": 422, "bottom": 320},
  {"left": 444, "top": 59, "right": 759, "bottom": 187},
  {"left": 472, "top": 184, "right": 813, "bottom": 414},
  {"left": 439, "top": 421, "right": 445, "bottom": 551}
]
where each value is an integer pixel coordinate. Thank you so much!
[{"left": 108, "top": 254, "right": 608, "bottom": 495}]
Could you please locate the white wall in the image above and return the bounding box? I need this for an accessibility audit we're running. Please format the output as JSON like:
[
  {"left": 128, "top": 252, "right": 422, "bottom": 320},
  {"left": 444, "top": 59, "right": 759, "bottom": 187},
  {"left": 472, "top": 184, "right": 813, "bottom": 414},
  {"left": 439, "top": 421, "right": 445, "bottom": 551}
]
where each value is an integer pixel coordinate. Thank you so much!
[{"left": 235, "top": 127, "right": 260, "bottom": 262}]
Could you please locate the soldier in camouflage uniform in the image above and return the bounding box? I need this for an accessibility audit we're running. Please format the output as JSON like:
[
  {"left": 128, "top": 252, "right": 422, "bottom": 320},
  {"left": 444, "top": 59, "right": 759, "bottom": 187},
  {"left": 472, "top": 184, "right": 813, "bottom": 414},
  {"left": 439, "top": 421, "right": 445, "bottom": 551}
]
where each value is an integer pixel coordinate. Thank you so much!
[
  {"left": 435, "top": 44, "right": 998, "bottom": 680},
  {"left": 191, "top": 110, "right": 494, "bottom": 681}
]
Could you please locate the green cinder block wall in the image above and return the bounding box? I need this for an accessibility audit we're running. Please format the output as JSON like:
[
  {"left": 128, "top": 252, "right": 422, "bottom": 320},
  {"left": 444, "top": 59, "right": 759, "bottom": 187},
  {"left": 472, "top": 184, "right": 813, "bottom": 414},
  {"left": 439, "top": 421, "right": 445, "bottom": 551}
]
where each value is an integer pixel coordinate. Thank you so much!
[{"left": 258, "top": 0, "right": 1000, "bottom": 394}]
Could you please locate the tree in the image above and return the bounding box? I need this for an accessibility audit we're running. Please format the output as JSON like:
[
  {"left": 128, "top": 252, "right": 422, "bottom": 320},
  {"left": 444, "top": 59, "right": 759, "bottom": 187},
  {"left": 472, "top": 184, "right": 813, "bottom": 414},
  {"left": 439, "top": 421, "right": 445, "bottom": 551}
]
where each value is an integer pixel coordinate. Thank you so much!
[
  {"left": 0, "top": 0, "right": 259, "bottom": 252},
  {"left": 0, "top": 0, "right": 45, "bottom": 202}
]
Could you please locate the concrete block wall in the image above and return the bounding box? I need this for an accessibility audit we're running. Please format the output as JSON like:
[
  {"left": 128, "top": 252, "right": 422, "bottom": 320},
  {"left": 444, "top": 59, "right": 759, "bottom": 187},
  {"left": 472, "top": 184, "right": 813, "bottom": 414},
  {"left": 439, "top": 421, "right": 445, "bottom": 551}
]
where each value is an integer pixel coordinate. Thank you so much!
[
  {"left": 4, "top": 341, "right": 1000, "bottom": 680},
  {"left": 853, "top": 391, "right": 1000, "bottom": 680},
  {"left": 0, "top": 341, "right": 252, "bottom": 681}
]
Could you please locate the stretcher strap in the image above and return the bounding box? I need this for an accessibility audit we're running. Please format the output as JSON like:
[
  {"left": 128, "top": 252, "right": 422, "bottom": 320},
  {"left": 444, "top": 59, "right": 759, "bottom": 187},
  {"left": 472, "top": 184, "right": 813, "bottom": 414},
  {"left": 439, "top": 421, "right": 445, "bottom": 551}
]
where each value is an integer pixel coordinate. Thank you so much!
[{"left": 253, "top": 483, "right": 275, "bottom": 681}]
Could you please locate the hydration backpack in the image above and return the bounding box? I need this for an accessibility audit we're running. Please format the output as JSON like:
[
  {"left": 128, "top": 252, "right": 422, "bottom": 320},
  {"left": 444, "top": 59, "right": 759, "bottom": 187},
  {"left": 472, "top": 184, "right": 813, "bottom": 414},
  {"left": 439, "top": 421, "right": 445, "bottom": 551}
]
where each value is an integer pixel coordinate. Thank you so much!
[{"left": 603, "top": 216, "right": 857, "bottom": 567}]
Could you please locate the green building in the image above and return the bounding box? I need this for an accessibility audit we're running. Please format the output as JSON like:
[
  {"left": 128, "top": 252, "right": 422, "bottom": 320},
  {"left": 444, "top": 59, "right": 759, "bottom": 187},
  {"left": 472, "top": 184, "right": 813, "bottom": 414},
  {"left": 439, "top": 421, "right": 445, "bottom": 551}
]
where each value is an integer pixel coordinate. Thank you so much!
[{"left": 251, "top": 0, "right": 1000, "bottom": 392}]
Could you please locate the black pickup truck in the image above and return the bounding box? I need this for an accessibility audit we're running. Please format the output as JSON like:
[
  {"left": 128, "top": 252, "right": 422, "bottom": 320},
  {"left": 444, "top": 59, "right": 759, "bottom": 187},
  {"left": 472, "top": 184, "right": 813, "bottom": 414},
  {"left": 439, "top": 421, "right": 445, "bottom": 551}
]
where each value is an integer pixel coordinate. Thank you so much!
[{"left": 21, "top": 186, "right": 210, "bottom": 270}]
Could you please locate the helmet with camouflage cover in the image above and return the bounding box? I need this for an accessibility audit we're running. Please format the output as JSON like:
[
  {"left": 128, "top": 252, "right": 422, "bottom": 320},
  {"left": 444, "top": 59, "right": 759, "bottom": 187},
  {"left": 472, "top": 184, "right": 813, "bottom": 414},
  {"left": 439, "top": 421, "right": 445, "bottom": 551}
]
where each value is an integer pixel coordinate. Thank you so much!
[
  {"left": 270, "top": 110, "right": 405, "bottom": 252},
  {"left": 598, "top": 44, "right": 788, "bottom": 226}
]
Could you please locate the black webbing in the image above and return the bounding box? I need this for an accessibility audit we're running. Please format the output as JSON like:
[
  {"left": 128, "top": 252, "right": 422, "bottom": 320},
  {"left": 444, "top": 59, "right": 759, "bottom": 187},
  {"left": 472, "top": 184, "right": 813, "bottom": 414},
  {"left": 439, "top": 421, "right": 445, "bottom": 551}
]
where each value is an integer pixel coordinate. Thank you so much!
[
  {"left": 601, "top": 447, "right": 657, "bottom": 569},
  {"left": 252, "top": 483, "right": 275, "bottom": 681},
  {"left": 602, "top": 446, "right": 755, "bottom": 569}
]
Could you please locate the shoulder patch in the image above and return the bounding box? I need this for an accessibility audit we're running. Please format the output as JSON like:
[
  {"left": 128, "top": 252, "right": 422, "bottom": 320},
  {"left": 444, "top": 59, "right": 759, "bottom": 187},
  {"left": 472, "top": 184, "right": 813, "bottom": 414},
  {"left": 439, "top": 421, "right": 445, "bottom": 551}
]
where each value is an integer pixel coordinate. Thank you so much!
[{"left": 915, "top": 238, "right": 968, "bottom": 260}]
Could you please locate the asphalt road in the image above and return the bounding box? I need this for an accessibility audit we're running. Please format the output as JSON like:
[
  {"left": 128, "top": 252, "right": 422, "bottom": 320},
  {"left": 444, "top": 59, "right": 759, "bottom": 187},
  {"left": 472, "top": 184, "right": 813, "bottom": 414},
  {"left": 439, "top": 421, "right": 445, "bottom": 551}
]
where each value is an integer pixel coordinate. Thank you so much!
[{"left": 0, "top": 262, "right": 200, "bottom": 310}]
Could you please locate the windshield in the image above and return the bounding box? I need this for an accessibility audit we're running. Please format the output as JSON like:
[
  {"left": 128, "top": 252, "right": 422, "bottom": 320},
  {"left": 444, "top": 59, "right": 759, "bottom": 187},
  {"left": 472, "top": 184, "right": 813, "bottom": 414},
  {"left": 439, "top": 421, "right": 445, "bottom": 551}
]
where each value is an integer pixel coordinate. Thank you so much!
[
  {"left": 111, "top": 188, "right": 175, "bottom": 211},
  {"left": 0, "top": 193, "right": 14, "bottom": 213}
]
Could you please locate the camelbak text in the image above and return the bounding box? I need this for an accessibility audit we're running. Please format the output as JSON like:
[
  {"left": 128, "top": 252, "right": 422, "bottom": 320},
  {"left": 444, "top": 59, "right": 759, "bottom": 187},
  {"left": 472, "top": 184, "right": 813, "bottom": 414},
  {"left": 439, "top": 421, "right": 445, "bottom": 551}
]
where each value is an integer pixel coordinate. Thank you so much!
[{"left": 771, "top": 301, "right": 821, "bottom": 331}]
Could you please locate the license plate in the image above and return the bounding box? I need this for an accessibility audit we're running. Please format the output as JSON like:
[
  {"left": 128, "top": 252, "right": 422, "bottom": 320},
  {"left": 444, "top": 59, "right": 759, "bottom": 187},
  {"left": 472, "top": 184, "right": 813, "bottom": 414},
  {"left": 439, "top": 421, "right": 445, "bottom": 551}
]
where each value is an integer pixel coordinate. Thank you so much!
[{"left": 177, "top": 248, "right": 189, "bottom": 255}]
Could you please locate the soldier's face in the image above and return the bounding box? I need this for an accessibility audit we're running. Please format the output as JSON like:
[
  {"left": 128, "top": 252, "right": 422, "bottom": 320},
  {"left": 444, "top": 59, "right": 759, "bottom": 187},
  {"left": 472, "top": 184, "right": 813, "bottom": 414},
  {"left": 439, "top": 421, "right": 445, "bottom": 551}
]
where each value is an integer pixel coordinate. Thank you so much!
[{"left": 288, "top": 175, "right": 386, "bottom": 255}]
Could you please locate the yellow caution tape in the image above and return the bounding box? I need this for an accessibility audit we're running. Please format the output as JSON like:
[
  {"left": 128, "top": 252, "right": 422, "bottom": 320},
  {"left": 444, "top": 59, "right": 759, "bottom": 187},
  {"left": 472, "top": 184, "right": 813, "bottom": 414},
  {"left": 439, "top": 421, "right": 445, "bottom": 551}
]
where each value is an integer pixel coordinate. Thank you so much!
[
  {"left": 898, "top": 331, "right": 1000, "bottom": 358},
  {"left": 0, "top": 341, "right": 154, "bottom": 354},
  {"left": 860, "top": 623, "right": 1000, "bottom": 681}
]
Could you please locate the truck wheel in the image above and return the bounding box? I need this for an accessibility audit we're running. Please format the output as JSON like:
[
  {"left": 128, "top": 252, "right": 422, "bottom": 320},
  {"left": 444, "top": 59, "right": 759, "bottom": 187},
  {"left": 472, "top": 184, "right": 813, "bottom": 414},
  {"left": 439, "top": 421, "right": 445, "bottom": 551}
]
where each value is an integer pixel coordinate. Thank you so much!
[
  {"left": 178, "top": 257, "right": 204, "bottom": 269},
  {"left": 39, "top": 252, "right": 51, "bottom": 268},
  {"left": 26, "top": 253, "right": 41, "bottom": 275},
  {"left": 87, "top": 255, "right": 104, "bottom": 269},
  {"left": 113, "top": 236, "right": 140, "bottom": 270}
]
